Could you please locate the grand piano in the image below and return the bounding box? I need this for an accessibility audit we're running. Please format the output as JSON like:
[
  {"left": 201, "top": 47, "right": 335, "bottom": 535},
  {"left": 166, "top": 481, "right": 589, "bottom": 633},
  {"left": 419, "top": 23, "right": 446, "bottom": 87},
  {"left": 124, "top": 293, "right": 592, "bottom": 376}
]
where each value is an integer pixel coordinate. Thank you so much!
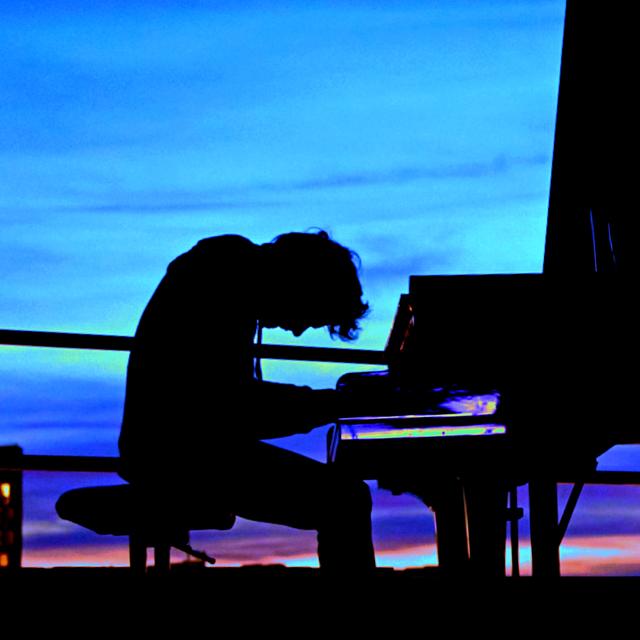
[
  {"left": 329, "top": 273, "right": 634, "bottom": 576},
  {"left": 329, "top": 0, "right": 636, "bottom": 576}
]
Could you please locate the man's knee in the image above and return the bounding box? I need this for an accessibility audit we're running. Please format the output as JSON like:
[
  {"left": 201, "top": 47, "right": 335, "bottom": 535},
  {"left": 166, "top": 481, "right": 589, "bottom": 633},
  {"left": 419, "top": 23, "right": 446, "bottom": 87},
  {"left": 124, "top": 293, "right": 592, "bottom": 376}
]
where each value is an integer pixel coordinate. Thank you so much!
[
  {"left": 352, "top": 479, "right": 373, "bottom": 511},
  {"left": 328, "top": 478, "right": 372, "bottom": 516}
]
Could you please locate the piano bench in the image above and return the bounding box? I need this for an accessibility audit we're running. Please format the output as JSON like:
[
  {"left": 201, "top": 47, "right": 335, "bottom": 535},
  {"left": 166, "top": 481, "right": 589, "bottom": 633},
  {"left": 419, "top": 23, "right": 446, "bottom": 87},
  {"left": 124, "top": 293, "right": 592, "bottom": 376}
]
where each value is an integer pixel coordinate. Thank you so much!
[{"left": 55, "top": 484, "right": 236, "bottom": 574}]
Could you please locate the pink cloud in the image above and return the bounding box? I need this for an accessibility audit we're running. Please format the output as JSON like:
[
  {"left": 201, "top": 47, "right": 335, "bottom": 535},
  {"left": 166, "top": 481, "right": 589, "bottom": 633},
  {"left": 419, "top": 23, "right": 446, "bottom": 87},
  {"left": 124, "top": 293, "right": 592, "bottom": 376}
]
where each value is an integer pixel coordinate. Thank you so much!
[{"left": 21, "top": 530, "right": 640, "bottom": 576}]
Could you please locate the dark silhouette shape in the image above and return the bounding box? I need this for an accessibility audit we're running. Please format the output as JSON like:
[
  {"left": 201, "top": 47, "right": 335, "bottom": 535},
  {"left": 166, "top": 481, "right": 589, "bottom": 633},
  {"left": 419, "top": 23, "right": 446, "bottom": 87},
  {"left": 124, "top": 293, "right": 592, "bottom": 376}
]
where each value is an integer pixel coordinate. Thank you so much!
[
  {"left": 117, "top": 231, "right": 376, "bottom": 572},
  {"left": 56, "top": 483, "right": 236, "bottom": 573}
]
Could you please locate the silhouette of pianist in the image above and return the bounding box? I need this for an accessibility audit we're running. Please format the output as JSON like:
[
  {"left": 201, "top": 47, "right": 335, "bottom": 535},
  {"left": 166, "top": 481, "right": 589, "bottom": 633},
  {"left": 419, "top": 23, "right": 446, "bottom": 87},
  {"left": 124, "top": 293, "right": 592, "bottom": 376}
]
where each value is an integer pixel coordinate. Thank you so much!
[{"left": 118, "top": 231, "right": 376, "bottom": 571}]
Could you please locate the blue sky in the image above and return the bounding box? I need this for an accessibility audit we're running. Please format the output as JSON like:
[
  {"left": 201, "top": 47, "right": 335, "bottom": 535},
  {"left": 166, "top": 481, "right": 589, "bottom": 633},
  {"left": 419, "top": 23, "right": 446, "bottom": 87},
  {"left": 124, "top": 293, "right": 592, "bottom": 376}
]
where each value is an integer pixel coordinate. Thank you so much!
[{"left": 3, "top": 0, "right": 640, "bottom": 573}]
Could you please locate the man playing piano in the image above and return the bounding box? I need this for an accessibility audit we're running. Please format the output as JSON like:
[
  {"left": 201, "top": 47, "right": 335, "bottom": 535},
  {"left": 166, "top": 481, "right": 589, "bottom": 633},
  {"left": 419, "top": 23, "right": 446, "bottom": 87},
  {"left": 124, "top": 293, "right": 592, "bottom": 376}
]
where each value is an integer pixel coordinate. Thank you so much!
[{"left": 117, "top": 230, "right": 377, "bottom": 572}]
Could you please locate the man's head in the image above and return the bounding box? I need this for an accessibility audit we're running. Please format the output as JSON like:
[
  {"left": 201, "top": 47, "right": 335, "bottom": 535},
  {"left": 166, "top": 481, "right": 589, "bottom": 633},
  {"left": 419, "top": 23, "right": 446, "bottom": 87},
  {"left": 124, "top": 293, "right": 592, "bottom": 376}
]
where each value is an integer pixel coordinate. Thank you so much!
[{"left": 259, "top": 230, "right": 368, "bottom": 340}]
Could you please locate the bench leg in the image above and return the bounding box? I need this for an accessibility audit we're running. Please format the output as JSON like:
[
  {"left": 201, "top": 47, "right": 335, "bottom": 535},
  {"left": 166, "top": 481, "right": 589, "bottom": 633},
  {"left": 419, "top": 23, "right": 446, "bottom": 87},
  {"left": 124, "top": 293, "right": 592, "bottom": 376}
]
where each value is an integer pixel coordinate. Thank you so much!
[{"left": 129, "top": 537, "right": 172, "bottom": 574}]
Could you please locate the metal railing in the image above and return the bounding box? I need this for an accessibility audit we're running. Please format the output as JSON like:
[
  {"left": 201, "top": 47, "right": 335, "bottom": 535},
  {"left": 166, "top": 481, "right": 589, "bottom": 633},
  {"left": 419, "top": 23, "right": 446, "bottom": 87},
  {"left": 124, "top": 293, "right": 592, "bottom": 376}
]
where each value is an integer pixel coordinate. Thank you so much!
[
  {"left": 0, "top": 328, "right": 387, "bottom": 364},
  {"left": 0, "top": 327, "right": 387, "bottom": 472}
]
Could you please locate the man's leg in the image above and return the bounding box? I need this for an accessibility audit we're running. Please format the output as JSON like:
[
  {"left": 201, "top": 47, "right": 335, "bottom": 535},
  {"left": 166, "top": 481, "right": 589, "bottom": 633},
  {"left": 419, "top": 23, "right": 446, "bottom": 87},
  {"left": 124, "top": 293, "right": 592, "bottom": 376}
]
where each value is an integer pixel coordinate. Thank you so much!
[
  {"left": 315, "top": 478, "right": 376, "bottom": 572},
  {"left": 216, "top": 441, "right": 376, "bottom": 572}
]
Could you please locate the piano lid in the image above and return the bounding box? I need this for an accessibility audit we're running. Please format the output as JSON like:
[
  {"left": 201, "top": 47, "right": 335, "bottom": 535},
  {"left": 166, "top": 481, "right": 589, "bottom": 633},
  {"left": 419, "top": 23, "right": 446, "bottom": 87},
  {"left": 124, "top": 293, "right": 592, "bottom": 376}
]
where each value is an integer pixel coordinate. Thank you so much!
[{"left": 544, "top": 0, "right": 636, "bottom": 275}]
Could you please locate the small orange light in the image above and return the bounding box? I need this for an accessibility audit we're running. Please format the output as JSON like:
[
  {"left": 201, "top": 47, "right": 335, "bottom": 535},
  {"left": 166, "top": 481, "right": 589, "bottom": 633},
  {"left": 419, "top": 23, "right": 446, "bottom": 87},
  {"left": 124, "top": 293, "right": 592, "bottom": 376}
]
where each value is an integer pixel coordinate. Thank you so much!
[
  {"left": 0, "top": 554, "right": 9, "bottom": 568},
  {"left": 0, "top": 483, "right": 10, "bottom": 501}
]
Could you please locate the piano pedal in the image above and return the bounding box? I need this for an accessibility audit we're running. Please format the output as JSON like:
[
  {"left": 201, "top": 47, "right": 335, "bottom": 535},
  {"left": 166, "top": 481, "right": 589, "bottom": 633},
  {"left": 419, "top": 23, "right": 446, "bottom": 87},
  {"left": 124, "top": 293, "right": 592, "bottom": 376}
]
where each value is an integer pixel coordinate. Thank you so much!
[{"left": 173, "top": 542, "right": 217, "bottom": 565}]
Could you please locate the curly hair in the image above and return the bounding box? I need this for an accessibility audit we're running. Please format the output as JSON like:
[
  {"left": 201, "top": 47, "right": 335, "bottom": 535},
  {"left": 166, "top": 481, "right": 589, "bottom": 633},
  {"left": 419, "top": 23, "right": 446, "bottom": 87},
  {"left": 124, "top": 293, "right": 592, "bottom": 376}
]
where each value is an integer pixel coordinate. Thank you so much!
[{"left": 269, "top": 230, "right": 369, "bottom": 341}]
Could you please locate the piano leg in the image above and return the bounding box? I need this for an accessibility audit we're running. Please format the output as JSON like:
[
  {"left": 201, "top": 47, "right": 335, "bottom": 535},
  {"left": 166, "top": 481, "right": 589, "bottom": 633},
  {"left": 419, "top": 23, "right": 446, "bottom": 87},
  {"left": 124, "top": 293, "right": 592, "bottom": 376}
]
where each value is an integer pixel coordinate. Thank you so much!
[
  {"left": 528, "top": 478, "right": 561, "bottom": 577},
  {"left": 416, "top": 478, "right": 470, "bottom": 576},
  {"left": 464, "top": 478, "right": 508, "bottom": 577},
  {"left": 416, "top": 477, "right": 509, "bottom": 577}
]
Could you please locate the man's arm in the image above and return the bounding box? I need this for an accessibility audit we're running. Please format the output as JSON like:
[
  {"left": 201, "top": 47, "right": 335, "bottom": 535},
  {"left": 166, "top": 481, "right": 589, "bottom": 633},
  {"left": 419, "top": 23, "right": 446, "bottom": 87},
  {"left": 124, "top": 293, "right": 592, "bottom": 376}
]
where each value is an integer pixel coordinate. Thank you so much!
[
  {"left": 235, "top": 377, "right": 414, "bottom": 441},
  {"left": 236, "top": 380, "right": 342, "bottom": 440}
]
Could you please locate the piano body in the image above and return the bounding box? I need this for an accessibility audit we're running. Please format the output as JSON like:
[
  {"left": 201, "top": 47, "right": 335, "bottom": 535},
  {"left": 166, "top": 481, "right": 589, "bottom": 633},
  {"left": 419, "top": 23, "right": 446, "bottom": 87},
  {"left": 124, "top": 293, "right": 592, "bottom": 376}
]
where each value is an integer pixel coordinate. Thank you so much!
[{"left": 330, "top": 273, "right": 635, "bottom": 575}]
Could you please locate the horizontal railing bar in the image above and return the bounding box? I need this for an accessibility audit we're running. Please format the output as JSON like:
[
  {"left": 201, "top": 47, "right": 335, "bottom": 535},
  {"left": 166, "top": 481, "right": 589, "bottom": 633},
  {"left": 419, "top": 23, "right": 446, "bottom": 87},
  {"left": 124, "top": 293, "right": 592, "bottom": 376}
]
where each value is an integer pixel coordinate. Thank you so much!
[
  {"left": 0, "top": 329, "right": 133, "bottom": 351},
  {"left": 1, "top": 443, "right": 639, "bottom": 483},
  {"left": 570, "top": 471, "right": 640, "bottom": 485},
  {"left": 4, "top": 456, "right": 640, "bottom": 485},
  {"left": 0, "top": 328, "right": 387, "bottom": 365},
  {"left": 0, "top": 454, "right": 119, "bottom": 473}
]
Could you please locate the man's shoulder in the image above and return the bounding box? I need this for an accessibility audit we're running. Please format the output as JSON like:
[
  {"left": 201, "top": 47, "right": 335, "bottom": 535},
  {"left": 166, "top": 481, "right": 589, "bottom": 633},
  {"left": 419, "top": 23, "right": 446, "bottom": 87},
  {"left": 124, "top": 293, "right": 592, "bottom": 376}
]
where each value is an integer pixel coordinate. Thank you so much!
[
  {"left": 195, "top": 234, "right": 255, "bottom": 252},
  {"left": 169, "top": 235, "right": 257, "bottom": 272}
]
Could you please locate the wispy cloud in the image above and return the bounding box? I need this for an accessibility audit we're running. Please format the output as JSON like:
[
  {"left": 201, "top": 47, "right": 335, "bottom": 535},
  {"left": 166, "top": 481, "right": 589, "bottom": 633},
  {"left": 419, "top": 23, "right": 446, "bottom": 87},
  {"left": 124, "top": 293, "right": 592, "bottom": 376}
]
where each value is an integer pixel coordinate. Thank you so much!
[
  {"left": 272, "top": 154, "right": 549, "bottom": 193},
  {"left": 0, "top": 154, "right": 548, "bottom": 216},
  {"left": 44, "top": 200, "right": 284, "bottom": 215}
]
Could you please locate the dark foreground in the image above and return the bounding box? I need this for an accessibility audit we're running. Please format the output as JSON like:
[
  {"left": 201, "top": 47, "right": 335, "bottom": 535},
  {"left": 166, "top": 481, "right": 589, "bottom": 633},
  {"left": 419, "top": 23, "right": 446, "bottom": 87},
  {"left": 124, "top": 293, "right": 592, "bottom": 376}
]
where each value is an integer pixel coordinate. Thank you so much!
[
  {"left": 4, "top": 565, "right": 640, "bottom": 601},
  {"left": 2, "top": 567, "right": 638, "bottom": 635}
]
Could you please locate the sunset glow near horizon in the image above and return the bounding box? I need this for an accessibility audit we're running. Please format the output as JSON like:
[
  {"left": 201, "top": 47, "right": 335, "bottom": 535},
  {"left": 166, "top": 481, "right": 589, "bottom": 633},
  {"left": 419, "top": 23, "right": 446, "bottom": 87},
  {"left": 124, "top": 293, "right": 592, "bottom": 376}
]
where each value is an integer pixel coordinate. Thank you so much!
[{"left": 3, "top": 0, "right": 640, "bottom": 574}]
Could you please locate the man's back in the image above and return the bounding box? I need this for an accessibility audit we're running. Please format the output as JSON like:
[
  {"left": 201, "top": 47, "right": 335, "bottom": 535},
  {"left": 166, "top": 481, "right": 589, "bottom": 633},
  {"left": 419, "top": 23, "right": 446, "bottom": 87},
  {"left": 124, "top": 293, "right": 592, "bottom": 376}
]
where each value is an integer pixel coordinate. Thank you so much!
[{"left": 118, "top": 235, "right": 260, "bottom": 481}]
